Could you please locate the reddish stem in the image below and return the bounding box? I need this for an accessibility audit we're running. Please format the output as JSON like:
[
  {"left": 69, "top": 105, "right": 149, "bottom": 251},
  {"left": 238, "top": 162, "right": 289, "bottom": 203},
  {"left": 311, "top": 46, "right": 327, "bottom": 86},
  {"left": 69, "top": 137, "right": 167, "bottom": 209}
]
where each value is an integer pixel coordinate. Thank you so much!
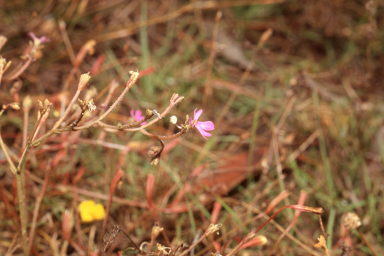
[
  {"left": 101, "top": 169, "right": 123, "bottom": 239},
  {"left": 146, "top": 174, "right": 171, "bottom": 247}
]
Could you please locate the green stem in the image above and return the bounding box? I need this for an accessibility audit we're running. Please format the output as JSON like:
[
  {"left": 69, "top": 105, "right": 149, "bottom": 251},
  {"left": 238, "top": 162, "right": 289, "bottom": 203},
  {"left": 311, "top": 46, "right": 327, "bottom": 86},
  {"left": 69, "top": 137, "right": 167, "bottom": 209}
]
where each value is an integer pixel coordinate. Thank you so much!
[
  {"left": 16, "top": 170, "right": 28, "bottom": 256},
  {"left": 0, "top": 133, "right": 28, "bottom": 256}
]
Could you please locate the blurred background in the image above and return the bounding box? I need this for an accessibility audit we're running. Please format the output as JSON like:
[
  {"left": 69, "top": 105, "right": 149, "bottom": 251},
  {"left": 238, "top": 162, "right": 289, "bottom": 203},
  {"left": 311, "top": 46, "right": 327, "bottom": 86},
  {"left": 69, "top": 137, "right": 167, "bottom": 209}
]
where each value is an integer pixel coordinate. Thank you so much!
[{"left": 0, "top": 0, "right": 384, "bottom": 255}]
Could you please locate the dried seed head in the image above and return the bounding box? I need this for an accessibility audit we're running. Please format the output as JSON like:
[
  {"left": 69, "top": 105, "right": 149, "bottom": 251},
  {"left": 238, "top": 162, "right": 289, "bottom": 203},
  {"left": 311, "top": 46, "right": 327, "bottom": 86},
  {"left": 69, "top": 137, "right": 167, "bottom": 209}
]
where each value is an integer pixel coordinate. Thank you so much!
[
  {"left": 342, "top": 212, "right": 361, "bottom": 230},
  {"left": 205, "top": 223, "right": 222, "bottom": 236},
  {"left": 86, "top": 99, "right": 97, "bottom": 112},
  {"left": 314, "top": 235, "right": 326, "bottom": 248},
  {"left": 148, "top": 146, "right": 162, "bottom": 158},
  {"left": 151, "top": 223, "right": 164, "bottom": 239},
  {"left": 156, "top": 243, "right": 171, "bottom": 255}
]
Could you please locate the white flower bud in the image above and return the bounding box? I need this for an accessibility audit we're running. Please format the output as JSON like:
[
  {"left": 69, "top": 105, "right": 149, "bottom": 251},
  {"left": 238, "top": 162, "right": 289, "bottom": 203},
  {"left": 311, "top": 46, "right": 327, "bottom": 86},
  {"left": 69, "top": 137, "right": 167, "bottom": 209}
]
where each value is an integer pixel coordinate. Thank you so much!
[{"left": 170, "top": 115, "right": 177, "bottom": 124}]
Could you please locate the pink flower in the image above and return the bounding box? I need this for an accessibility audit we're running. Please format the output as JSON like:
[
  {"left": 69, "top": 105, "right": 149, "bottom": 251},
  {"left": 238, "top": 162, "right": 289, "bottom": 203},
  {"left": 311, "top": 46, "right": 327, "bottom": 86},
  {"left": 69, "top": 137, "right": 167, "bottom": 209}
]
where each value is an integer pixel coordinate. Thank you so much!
[
  {"left": 189, "top": 109, "right": 215, "bottom": 140},
  {"left": 130, "top": 109, "right": 147, "bottom": 125},
  {"left": 28, "top": 32, "right": 50, "bottom": 46}
]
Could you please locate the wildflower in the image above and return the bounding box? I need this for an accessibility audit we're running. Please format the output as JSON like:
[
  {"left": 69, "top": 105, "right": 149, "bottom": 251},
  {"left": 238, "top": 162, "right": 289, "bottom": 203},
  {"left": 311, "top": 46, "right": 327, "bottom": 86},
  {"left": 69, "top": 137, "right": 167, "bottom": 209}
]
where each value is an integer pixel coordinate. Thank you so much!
[
  {"left": 189, "top": 109, "right": 215, "bottom": 140},
  {"left": 28, "top": 32, "right": 50, "bottom": 47},
  {"left": 79, "top": 200, "right": 105, "bottom": 223},
  {"left": 130, "top": 109, "right": 147, "bottom": 125}
]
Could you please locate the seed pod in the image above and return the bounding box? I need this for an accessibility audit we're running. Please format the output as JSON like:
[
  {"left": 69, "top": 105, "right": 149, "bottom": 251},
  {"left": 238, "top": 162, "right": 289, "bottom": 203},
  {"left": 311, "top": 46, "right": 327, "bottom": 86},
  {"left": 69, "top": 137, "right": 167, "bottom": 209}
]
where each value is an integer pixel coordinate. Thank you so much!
[{"left": 148, "top": 146, "right": 162, "bottom": 158}]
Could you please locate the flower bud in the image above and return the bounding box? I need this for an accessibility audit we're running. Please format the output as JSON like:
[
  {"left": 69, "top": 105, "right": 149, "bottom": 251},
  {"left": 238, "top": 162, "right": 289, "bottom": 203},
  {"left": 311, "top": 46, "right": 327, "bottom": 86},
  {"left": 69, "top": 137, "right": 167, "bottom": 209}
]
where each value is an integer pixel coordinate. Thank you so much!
[
  {"left": 145, "top": 109, "right": 153, "bottom": 118},
  {"left": 79, "top": 72, "right": 91, "bottom": 91},
  {"left": 85, "top": 40, "right": 96, "bottom": 55},
  {"left": 170, "top": 115, "right": 177, "bottom": 124},
  {"left": 38, "top": 100, "right": 43, "bottom": 110},
  {"left": 23, "top": 95, "right": 32, "bottom": 111}
]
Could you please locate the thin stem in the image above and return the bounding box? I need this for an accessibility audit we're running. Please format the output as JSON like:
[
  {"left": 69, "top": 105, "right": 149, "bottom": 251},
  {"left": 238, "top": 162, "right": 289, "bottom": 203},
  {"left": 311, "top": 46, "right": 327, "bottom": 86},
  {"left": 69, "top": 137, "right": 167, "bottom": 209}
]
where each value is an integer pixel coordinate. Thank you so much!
[
  {"left": 97, "top": 110, "right": 152, "bottom": 130},
  {"left": 73, "top": 71, "right": 139, "bottom": 130},
  {"left": 52, "top": 88, "right": 82, "bottom": 130},
  {"left": 120, "top": 229, "right": 140, "bottom": 252},
  {"left": 357, "top": 229, "right": 378, "bottom": 256},
  {"left": 178, "top": 234, "right": 206, "bottom": 256},
  {"left": 1, "top": 123, "right": 28, "bottom": 256},
  {"left": 3, "top": 56, "right": 32, "bottom": 81},
  {"left": 22, "top": 105, "right": 30, "bottom": 149},
  {"left": 139, "top": 128, "right": 187, "bottom": 140},
  {"left": 122, "top": 93, "right": 184, "bottom": 132},
  {"left": 0, "top": 133, "right": 17, "bottom": 174},
  {"left": 15, "top": 167, "right": 28, "bottom": 256},
  {"left": 27, "top": 163, "right": 51, "bottom": 253}
]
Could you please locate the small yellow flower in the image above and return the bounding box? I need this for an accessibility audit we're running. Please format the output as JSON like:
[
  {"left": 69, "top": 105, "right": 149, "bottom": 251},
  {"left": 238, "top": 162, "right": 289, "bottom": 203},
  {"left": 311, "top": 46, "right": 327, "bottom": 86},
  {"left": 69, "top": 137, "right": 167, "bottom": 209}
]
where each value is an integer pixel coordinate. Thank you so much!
[{"left": 79, "top": 200, "right": 105, "bottom": 223}]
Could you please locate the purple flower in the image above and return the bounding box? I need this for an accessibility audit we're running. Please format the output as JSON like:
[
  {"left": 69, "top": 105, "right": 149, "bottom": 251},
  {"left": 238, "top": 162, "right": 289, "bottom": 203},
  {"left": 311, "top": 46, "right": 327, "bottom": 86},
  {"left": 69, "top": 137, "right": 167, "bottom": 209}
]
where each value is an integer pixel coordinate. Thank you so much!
[
  {"left": 28, "top": 32, "right": 50, "bottom": 46},
  {"left": 130, "top": 109, "right": 147, "bottom": 125},
  {"left": 189, "top": 109, "right": 215, "bottom": 140}
]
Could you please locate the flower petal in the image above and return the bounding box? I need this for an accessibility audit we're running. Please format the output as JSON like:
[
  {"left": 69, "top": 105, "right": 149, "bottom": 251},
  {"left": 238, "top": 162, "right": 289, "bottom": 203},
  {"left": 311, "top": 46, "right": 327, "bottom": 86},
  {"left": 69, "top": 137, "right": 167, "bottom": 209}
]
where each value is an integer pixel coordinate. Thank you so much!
[
  {"left": 28, "top": 32, "right": 37, "bottom": 41},
  {"left": 197, "top": 121, "right": 214, "bottom": 131},
  {"left": 130, "top": 109, "right": 135, "bottom": 117},
  {"left": 194, "top": 108, "right": 203, "bottom": 120},
  {"left": 135, "top": 110, "right": 142, "bottom": 120},
  {"left": 196, "top": 125, "right": 212, "bottom": 140}
]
